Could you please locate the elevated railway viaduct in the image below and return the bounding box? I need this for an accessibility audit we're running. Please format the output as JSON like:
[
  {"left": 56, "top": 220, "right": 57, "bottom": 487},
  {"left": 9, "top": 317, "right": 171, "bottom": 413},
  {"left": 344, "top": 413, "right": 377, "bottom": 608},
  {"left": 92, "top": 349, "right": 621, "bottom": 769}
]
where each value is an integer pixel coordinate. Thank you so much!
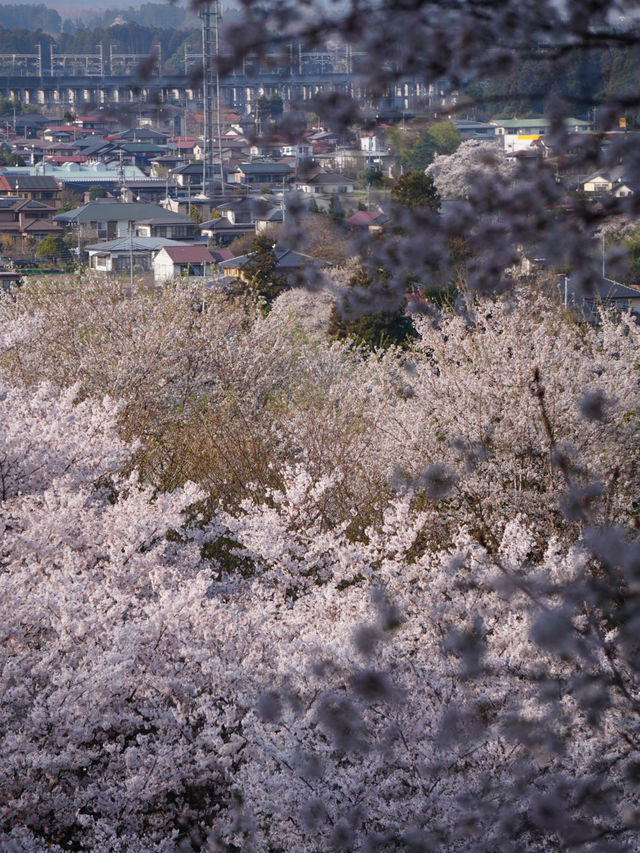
[{"left": 0, "top": 71, "right": 435, "bottom": 113}]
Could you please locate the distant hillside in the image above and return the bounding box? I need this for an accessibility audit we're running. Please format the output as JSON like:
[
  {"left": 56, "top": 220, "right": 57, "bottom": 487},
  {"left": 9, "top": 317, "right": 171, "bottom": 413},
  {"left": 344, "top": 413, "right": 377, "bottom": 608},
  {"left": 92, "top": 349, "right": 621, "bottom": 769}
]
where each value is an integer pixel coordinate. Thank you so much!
[{"left": 0, "top": 0, "right": 203, "bottom": 32}]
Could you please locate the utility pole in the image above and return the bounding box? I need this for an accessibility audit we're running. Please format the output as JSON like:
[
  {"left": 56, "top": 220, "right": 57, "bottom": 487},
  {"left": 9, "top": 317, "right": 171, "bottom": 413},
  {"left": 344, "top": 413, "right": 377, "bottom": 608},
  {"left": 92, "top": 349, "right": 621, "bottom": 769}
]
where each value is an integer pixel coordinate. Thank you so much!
[
  {"left": 128, "top": 220, "right": 134, "bottom": 289},
  {"left": 200, "top": 0, "right": 225, "bottom": 198}
]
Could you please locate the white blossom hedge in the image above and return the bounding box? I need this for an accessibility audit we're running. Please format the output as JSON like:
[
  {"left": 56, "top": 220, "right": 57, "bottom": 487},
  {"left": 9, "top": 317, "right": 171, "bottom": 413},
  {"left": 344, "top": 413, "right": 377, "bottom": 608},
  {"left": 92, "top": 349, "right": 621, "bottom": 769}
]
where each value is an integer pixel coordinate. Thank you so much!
[{"left": 1, "top": 280, "right": 640, "bottom": 851}]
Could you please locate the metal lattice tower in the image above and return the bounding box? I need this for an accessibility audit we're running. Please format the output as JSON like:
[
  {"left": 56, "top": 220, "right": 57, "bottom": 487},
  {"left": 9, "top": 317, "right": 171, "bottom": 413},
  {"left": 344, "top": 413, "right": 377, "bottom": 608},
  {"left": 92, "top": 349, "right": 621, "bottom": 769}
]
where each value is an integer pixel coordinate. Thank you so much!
[{"left": 200, "top": 0, "right": 224, "bottom": 197}]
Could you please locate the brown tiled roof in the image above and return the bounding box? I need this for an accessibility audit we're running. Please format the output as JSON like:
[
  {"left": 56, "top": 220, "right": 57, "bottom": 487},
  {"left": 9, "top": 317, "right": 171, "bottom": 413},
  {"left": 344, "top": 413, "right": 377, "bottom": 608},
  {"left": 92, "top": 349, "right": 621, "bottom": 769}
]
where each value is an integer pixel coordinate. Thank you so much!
[
  {"left": 22, "top": 219, "right": 62, "bottom": 233},
  {"left": 161, "top": 245, "right": 216, "bottom": 263}
]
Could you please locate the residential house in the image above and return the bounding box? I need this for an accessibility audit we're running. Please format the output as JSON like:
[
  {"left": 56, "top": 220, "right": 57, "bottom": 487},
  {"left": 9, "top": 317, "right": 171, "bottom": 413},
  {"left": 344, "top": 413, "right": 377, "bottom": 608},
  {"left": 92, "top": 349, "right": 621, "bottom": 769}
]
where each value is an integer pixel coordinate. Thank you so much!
[
  {"left": 43, "top": 125, "right": 82, "bottom": 143},
  {"left": 230, "top": 162, "right": 292, "bottom": 187},
  {"left": 200, "top": 196, "right": 281, "bottom": 244},
  {"left": 306, "top": 129, "right": 338, "bottom": 155},
  {"left": 345, "top": 209, "right": 389, "bottom": 233},
  {"left": 0, "top": 196, "right": 62, "bottom": 248},
  {"left": 107, "top": 142, "right": 168, "bottom": 169},
  {"left": 162, "top": 195, "right": 225, "bottom": 220},
  {"left": 360, "top": 133, "right": 388, "bottom": 154},
  {"left": 55, "top": 200, "right": 198, "bottom": 241},
  {"left": 120, "top": 180, "right": 171, "bottom": 204},
  {"left": 452, "top": 120, "right": 498, "bottom": 141},
  {"left": 200, "top": 216, "right": 256, "bottom": 245},
  {"left": 217, "top": 196, "right": 280, "bottom": 225},
  {"left": 295, "top": 171, "right": 354, "bottom": 195},
  {"left": 86, "top": 236, "right": 187, "bottom": 273},
  {"left": 12, "top": 114, "right": 55, "bottom": 139},
  {"left": 564, "top": 275, "right": 640, "bottom": 320},
  {"left": 171, "top": 162, "right": 207, "bottom": 190},
  {"left": 69, "top": 136, "right": 113, "bottom": 160},
  {"left": 153, "top": 244, "right": 226, "bottom": 283},
  {"left": 219, "top": 246, "right": 328, "bottom": 284},
  {"left": 14, "top": 139, "right": 77, "bottom": 163},
  {"left": 167, "top": 137, "right": 199, "bottom": 158},
  {"left": 151, "top": 154, "right": 189, "bottom": 177},
  {"left": 492, "top": 117, "right": 592, "bottom": 154},
  {"left": 136, "top": 214, "right": 198, "bottom": 241},
  {"left": 194, "top": 138, "right": 250, "bottom": 161},
  {"left": 254, "top": 207, "right": 283, "bottom": 234},
  {"left": 0, "top": 174, "right": 61, "bottom": 205},
  {"left": 74, "top": 113, "right": 121, "bottom": 133},
  {"left": 111, "top": 127, "right": 169, "bottom": 145},
  {"left": 581, "top": 166, "right": 634, "bottom": 196}
]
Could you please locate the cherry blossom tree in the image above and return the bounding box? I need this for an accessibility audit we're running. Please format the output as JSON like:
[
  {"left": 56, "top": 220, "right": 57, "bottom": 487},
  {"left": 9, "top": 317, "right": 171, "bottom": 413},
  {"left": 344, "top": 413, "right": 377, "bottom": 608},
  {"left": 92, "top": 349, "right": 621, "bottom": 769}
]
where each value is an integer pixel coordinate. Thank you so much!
[
  {"left": 426, "top": 139, "right": 517, "bottom": 200},
  {"left": 2, "top": 281, "right": 640, "bottom": 850}
]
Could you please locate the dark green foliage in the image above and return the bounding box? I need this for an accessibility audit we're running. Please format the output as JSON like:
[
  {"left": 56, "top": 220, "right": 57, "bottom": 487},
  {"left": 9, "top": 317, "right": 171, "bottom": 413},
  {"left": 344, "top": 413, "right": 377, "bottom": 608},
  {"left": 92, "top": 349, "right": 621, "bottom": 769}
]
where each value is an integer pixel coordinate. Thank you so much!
[
  {"left": 237, "top": 234, "right": 289, "bottom": 307},
  {"left": 617, "top": 231, "right": 640, "bottom": 283},
  {"left": 391, "top": 171, "right": 440, "bottom": 212},
  {"left": 328, "top": 193, "right": 344, "bottom": 223},
  {"left": 0, "top": 145, "right": 23, "bottom": 167},
  {"left": 392, "top": 122, "right": 461, "bottom": 171},
  {"left": 363, "top": 167, "right": 384, "bottom": 187},
  {"left": 36, "top": 235, "right": 71, "bottom": 263},
  {"left": 328, "top": 267, "right": 418, "bottom": 351},
  {"left": 402, "top": 131, "right": 438, "bottom": 171},
  {"left": 267, "top": 93, "right": 284, "bottom": 118},
  {"left": 88, "top": 185, "right": 107, "bottom": 201},
  {"left": 0, "top": 4, "right": 60, "bottom": 32},
  {"left": 473, "top": 46, "right": 609, "bottom": 118}
]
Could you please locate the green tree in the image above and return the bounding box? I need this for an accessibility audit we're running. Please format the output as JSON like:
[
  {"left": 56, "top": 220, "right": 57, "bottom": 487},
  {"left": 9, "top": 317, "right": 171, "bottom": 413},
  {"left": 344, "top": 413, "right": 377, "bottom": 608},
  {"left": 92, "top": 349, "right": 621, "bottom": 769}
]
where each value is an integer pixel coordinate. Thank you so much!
[
  {"left": 327, "top": 266, "right": 418, "bottom": 351},
  {"left": 268, "top": 93, "right": 284, "bottom": 118},
  {"left": 328, "top": 192, "right": 344, "bottom": 224},
  {"left": 36, "top": 234, "right": 70, "bottom": 263},
  {"left": 404, "top": 130, "right": 438, "bottom": 170},
  {"left": 427, "top": 121, "right": 462, "bottom": 155},
  {"left": 363, "top": 166, "right": 384, "bottom": 187},
  {"left": 88, "top": 184, "right": 107, "bottom": 200},
  {"left": 190, "top": 205, "right": 202, "bottom": 225},
  {"left": 391, "top": 171, "right": 440, "bottom": 211},
  {"left": 617, "top": 230, "right": 640, "bottom": 283},
  {"left": 0, "top": 145, "right": 23, "bottom": 167},
  {"left": 237, "top": 234, "right": 289, "bottom": 307}
]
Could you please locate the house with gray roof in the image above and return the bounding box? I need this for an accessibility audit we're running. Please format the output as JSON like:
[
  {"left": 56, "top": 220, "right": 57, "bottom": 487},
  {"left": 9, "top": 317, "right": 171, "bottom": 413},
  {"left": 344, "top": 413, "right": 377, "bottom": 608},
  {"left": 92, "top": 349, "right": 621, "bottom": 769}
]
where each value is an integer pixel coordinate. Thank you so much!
[
  {"left": 294, "top": 170, "right": 354, "bottom": 194},
  {"left": 231, "top": 162, "right": 292, "bottom": 187},
  {"left": 220, "top": 245, "right": 329, "bottom": 284},
  {"left": 86, "top": 236, "right": 187, "bottom": 273},
  {"left": 55, "top": 200, "right": 198, "bottom": 241},
  {"left": 563, "top": 275, "right": 640, "bottom": 321}
]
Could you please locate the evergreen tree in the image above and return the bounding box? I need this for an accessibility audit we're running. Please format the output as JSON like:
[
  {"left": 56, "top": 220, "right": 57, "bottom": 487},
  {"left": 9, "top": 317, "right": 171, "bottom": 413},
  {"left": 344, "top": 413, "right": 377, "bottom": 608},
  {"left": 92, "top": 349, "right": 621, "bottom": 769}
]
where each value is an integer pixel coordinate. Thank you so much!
[
  {"left": 391, "top": 171, "right": 441, "bottom": 211},
  {"left": 327, "top": 266, "right": 418, "bottom": 351},
  {"left": 328, "top": 192, "right": 344, "bottom": 223},
  {"left": 0, "top": 145, "right": 23, "bottom": 167},
  {"left": 36, "top": 235, "right": 71, "bottom": 263},
  {"left": 237, "top": 234, "right": 289, "bottom": 307}
]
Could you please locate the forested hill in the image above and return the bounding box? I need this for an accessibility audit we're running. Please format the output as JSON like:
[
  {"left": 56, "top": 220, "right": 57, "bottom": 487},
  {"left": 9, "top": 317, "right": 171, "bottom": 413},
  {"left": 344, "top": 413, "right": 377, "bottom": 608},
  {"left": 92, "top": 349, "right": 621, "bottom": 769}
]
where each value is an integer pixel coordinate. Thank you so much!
[
  {"left": 0, "top": 4, "right": 61, "bottom": 32},
  {"left": 0, "top": 2, "right": 199, "bottom": 34},
  {"left": 466, "top": 41, "right": 640, "bottom": 122}
]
